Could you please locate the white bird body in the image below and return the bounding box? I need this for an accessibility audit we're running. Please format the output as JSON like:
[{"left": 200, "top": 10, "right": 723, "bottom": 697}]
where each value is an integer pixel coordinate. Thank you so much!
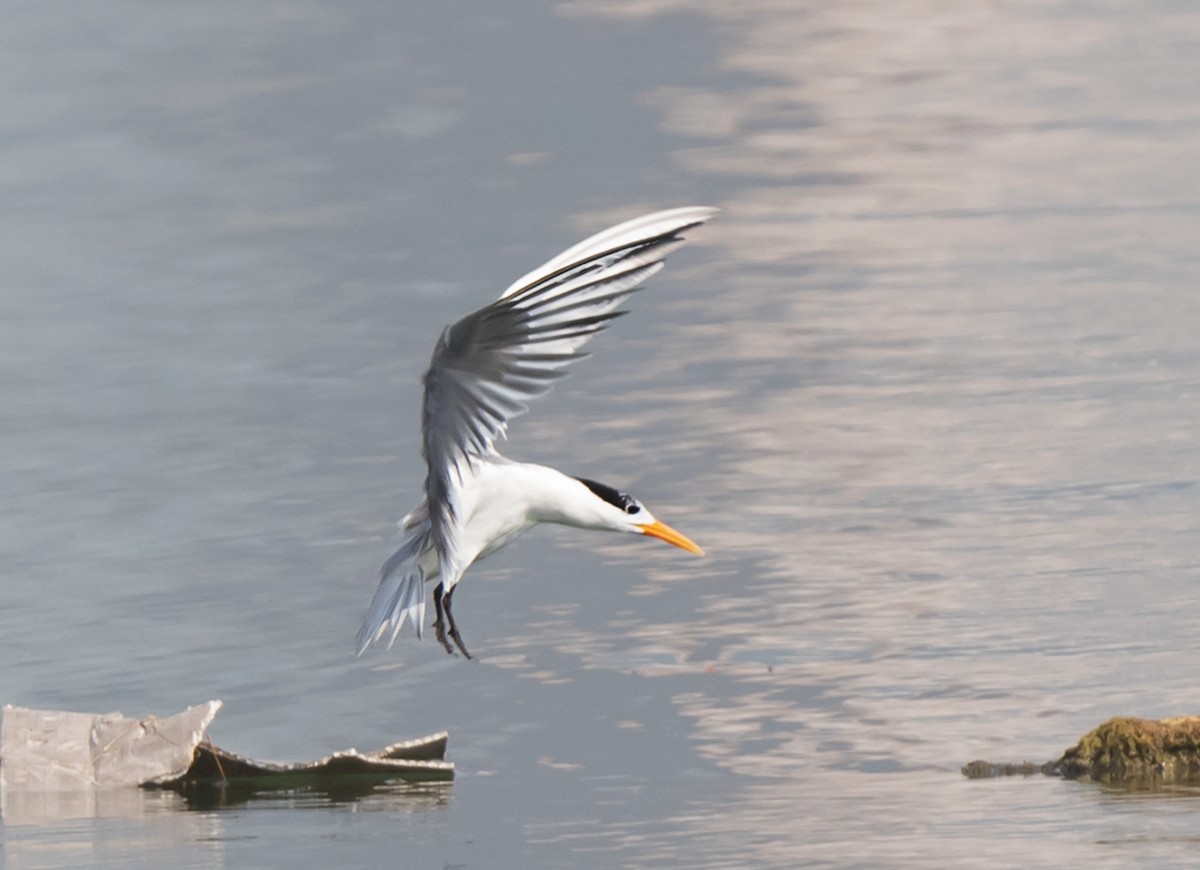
[
  {"left": 438, "top": 462, "right": 602, "bottom": 567},
  {"left": 356, "top": 207, "right": 716, "bottom": 656}
]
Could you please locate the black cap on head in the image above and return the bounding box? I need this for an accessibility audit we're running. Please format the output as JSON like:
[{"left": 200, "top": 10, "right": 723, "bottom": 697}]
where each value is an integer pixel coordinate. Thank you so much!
[{"left": 575, "top": 477, "right": 642, "bottom": 515}]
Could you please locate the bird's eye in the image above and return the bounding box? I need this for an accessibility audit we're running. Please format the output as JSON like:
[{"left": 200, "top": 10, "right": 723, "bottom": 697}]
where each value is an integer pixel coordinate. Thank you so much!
[{"left": 624, "top": 501, "right": 641, "bottom": 515}]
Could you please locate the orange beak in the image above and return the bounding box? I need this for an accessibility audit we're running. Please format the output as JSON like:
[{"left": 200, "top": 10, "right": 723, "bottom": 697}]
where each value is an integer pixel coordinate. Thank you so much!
[{"left": 640, "top": 519, "right": 705, "bottom": 556}]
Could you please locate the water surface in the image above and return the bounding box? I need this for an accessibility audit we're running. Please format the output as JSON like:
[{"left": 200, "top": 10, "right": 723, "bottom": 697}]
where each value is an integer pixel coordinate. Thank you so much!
[{"left": 3, "top": 1, "right": 1200, "bottom": 867}]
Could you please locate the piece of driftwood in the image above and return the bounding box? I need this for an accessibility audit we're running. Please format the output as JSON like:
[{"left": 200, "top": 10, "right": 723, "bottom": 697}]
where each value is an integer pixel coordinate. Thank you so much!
[
  {"left": 154, "top": 732, "right": 454, "bottom": 788},
  {"left": 154, "top": 731, "right": 453, "bottom": 809},
  {"left": 963, "top": 715, "right": 1200, "bottom": 786}
]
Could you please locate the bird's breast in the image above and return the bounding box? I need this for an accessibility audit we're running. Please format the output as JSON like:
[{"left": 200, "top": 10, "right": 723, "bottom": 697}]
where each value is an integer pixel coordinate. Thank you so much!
[{"left": 455, "top": 461, "right": 541, "bottom": 565}]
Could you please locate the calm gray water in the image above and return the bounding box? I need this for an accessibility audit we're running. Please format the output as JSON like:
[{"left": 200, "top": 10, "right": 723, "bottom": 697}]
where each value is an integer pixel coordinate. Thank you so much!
[{"left": 3, "top": 1, "right": 1200, "bottom": 867}]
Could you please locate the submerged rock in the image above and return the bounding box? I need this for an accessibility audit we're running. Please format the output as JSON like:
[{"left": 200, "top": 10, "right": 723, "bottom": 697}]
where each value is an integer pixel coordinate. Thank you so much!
[
  {"left": 963, "top": 715, "right": 1200, "bottom": 786},
  {"left": 960, "top": 759, "right": 1055, "bottom": 779}
]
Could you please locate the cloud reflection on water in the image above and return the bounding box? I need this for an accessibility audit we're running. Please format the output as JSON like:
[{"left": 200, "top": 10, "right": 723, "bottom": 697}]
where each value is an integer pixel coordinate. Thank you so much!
[{"left": 509, "top": 0, "right": 1200, "bottom": 862}]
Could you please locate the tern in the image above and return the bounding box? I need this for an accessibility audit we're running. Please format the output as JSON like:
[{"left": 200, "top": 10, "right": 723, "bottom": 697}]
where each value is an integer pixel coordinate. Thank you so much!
[{"left": 356, "top": 206, "right": 716, "bottom": 658}]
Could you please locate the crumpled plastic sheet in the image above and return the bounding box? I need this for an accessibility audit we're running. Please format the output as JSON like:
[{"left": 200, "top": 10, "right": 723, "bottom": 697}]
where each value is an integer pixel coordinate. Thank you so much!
[{"left": 1, "top": 702, "right": 222, "bottom": 789}]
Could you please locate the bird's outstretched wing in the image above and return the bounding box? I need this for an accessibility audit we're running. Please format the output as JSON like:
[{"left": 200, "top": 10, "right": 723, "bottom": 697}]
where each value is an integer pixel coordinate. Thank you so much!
[{"left": 420, "top": 206, "right": 716, "bottom": 584}]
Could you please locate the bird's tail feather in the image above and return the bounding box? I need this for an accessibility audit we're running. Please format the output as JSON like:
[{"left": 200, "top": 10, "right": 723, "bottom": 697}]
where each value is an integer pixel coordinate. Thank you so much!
[{"left": 355, "top": 534, "right": 429, "bottom": 655}]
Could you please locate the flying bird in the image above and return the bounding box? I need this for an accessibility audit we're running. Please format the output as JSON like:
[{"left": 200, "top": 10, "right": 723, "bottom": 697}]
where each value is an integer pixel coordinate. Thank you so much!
[{"left": 356, "top": 207, "right": 716, "bottom": 658}]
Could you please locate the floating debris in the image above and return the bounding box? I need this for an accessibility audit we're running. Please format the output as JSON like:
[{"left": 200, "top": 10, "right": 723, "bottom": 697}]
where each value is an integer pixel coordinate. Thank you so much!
[
  {"left": 0, "top": 701, "right": 453, "bottom": 798},
  {"left": 963, "top": 715, "right": 1200, "bottom": 787}
]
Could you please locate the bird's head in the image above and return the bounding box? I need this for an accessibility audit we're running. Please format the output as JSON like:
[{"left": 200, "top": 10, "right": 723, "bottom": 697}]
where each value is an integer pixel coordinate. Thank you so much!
[{"left": 572, "top": 477, "right": 705, "bottom": 555}]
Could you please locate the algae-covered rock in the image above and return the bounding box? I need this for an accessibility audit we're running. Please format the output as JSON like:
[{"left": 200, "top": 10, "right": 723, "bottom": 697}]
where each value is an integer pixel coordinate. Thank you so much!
[
  {"left": 962, "top": 715, "right": 1200, "bottom": 786},
  {"left": 1057, "top": 716, "right": 1200, "bottom": 783}
]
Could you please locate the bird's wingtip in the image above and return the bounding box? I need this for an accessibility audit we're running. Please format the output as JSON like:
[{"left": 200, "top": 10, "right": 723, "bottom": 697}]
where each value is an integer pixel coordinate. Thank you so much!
[{"left": 660, "top": 205, "right": 720, "bottom": 227}]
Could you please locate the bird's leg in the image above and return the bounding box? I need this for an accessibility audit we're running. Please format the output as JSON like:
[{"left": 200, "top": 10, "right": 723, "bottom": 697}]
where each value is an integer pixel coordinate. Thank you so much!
[
  {"left": 432, "top": 583, "right": 455, "bottom": 656},
  {"left": 441, "top": 587, "right": 473, "bottom": 660}
]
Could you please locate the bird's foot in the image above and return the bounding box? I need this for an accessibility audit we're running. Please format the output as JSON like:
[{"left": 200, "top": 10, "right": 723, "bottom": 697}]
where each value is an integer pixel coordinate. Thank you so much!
[
  {"left": 433, "top": 618, "right": 473, "bottom": 660},
  {"left": 447, "top": 624, "right": 472, "bottom": 660},
  {"left": 433, "top": 618, "right": 454, "bottom": 655}
]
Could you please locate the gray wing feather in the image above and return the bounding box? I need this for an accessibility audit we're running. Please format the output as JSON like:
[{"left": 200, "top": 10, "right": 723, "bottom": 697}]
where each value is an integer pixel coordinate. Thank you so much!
[{"left": 421, "top": 206, "right": 717, "bottom": 582}]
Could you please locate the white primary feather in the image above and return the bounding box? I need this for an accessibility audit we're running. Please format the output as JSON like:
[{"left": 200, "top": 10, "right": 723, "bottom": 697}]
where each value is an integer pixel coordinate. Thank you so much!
[{"left": 355, "top": 506, "right": 434, "bottom": 653}]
